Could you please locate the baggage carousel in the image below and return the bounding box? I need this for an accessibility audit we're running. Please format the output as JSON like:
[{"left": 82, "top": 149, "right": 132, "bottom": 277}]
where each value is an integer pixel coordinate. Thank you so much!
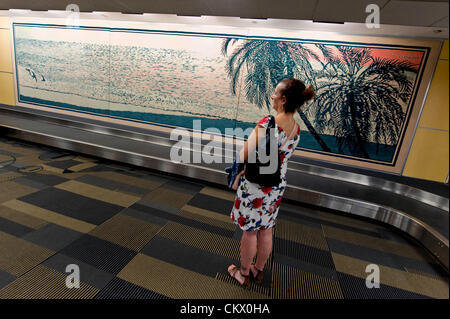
[{"left": 0, "top": 103, "right": 448, "bottom": 299}]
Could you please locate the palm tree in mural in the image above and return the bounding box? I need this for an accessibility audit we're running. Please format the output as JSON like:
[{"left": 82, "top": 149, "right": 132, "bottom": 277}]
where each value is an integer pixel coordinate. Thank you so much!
[
  {"left": 221, "top": 39, "right": 332, "bottom": 152},
  {"left": 311, "top": 45, "right": 418, "bottom": 158}
]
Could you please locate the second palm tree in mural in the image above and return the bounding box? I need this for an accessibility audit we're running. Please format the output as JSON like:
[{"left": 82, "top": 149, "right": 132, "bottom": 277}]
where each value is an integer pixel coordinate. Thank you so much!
[
  {"left": 221, "top": 38, "right": 332, "bottom": 152},
  {"left": 313, "top": 45, "right": 418, "bottom": 158},
  {"left": 222, "top": 39, "right": 418, "bottom": 160}
]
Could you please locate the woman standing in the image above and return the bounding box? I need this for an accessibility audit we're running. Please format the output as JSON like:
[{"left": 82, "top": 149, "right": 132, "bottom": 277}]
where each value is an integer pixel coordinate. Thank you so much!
[{"left": 228, "top": 78, "right": 315, "bottom": 287}]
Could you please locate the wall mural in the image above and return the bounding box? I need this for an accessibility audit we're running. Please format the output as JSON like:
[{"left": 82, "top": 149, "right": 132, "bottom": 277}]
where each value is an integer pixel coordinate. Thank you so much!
[{"left": 12, "top": 22, "right": 430, "bottom": 170}]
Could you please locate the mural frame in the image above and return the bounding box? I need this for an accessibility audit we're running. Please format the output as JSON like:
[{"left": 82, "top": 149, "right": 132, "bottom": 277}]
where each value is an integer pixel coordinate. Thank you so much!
[{"left": 9, "top": 16, "right": 443, "bottom": 175}]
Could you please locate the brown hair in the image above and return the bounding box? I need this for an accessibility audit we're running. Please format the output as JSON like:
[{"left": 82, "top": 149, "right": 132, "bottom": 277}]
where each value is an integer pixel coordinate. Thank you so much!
[{"left": 279, "top": 78, "right": 315, "bottom": 113}]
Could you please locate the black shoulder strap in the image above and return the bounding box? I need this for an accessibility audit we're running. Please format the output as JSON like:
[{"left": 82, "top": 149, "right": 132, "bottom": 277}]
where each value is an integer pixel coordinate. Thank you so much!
[{"left": 267, "top": 115, "right": 275, "bottom": 129}]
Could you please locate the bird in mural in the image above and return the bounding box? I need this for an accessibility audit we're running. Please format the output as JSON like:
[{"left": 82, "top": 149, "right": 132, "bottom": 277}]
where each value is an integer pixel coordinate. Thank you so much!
[
  {"left": 30, "top": 70, "right": 37, "bottom": 82},
  {"left": 25, "top": 67, "right": 37, "bottom": 82}
]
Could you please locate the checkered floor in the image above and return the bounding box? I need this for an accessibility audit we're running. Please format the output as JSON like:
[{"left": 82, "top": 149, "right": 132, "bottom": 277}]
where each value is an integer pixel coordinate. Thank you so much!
[{"left": 0, "top": 137, "right": 448, "bottom": 299}]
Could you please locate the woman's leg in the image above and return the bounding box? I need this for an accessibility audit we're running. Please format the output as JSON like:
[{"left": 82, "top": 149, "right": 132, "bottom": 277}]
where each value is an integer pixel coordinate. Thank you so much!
[
  {"left": 228, "top": 230, "right": 257, "bottom": 284},
  {"left": 254, "top": 227, "right": 273, "bottom": 272},
  {"left": 240, "top": 230, "right": 258, "bottom": 275}
]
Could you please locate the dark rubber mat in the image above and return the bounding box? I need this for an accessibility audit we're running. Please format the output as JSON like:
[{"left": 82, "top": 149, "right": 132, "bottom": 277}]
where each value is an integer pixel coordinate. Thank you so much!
[
  {"left": 94, "top": 277, "right": 170, "bottom": 299},
  {"left": 141, "top": 173, "right": 171, "bottom": 184},
  {"left": 187, "top": 193, "right": 234, "bottom": 215},
  {"left": 273, "top": 253, "right": 339, "bottom": 281},
  {"left": 75, "top": 174, "right": 149, "bottom": 195},
  {"left": 12, "top": 172, "right": 69, "bottom": 186},
  {"left": 12, "top": 177, "right": 49, "bottom": 190},
  {"left": 274, "top": 237, "right": 336, "bottom": 270},
  {"left": 337, "top": 271, "right": 431, "bottom": 299},
  {"left": 0, "top": 216, "right": 34, "bottom": 238},
  {"left": 141, "top": 235, "right": 236, "bottom": 278},
  {"left": 18, "top": 187, "right": 124, "bottom": 225},
  {"left": 58, "top": 235, "right": 137, "bottom": 275},
  {"left": 136, "top": 198, "right": 181, "bottom": 215},
  {"left": 130, "top": 203, "right": 234, "bottom": 238},
  {"left": 121, "top": 207, "right": 169, "bottom": 226},
  {"left": 277, "top": 206, "right": 323, "bottom": 229},
  {"left": 162, "top": 179, "right": 204, "bottom": 195},
  {"left": 22, "top": 223, "right": 84, "bottom": 251}
]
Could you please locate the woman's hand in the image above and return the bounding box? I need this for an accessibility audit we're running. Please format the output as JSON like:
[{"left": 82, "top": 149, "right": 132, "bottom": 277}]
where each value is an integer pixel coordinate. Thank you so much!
[{"left": 231, "top": 170, "right": 245, "bottom": 190}]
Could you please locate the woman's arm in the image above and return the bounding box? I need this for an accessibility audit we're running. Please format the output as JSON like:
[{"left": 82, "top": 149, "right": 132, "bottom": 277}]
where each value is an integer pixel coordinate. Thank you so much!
[
  {"left": 231, "top": 124, "right": 266, "bottom": 190},
  {"left": 239, "top": 124, "right": 265, "bottom": 163}
]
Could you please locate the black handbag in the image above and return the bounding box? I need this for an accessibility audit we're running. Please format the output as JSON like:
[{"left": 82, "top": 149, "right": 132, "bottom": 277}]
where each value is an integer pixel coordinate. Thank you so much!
[{"left": 245, "top": 116, "right": 281, "bottom": 187}]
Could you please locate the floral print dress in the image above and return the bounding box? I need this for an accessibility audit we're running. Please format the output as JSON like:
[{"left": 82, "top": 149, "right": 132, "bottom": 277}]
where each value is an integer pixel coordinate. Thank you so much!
[{"left": 231, "top": 116, "right": 301, "bottom": 231}]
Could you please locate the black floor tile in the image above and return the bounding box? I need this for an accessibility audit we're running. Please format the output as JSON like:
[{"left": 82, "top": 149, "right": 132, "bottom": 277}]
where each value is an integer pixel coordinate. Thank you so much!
[
  {"left": 187, "top": 193, "right": 234, "bottom": 215},
  {"left": 22, "top": 223, "right": 84, "bottom": 251},
  {"left": 18, "top": 187, "right": 124, "bottom": 225},
  {"left": 274, "top": 237, "right": 335, "bottom": 270},
  {"left": 0, "top": 216, "right": 34, "bottom": 238},
  {"left": 141, "top": 236, "right": 236, "bottom": 278},
  {"left": 130, "top": 203, "right": 234, "bottom": 238},
  {"left": 94, "top": 277, "right": 170, "bottom": 299},
  {"left": 59, "top": 235, "right": 137, "bottom": 275}
]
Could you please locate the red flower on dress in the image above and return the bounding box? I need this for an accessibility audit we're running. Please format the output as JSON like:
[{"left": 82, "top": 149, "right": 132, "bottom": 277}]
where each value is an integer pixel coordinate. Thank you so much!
[
  {"left": 275, "top": 196, "right": 283, "bottom": 207},
  {"left": 261, "top": 187, "right": 272, "bottom": 194},
  {"left": 280, "top": 153, "right": 286, "bottom": 163},
  {"left": 288, "top": 144, "right": 293, "bottom": 149},
  {"left": 252, "top": 198, "right": 263, "bottom": 209},
  {"left": 238, "top": 216, "right": 246, "bottom": 227},
  {"left": 231, "top": 212, "right": 235, "bottom": 220},
  {"left": 234, "top": 199, "right": 241, "bottom": 209},
  {"left": 257, "top": 116, "right": 269, "bottom": 126}
]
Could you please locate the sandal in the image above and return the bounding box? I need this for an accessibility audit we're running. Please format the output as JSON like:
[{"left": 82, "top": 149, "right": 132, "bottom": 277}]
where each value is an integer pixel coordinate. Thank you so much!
[
  {"left": 228, "top": 264, "right": 250, "bottom": 288},
  {"left": 250, "top": 263, "right": 264, "bottom": 284}
]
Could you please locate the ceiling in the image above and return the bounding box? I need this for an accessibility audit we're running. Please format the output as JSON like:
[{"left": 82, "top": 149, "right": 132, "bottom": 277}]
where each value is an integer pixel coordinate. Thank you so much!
[{"left": 0, "top": 0, "right": 448, "bottom": 29}]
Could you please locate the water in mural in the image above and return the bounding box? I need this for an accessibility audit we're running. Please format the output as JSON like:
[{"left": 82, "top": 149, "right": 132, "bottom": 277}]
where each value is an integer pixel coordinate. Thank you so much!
[{"left": 13, "top": 24, "right": 426, "bottom": 164}]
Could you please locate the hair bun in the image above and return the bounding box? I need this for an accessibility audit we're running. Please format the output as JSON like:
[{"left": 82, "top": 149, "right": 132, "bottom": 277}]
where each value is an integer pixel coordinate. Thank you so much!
[
  {"left": 279, "top": 78, "right": 315, "bottom": 113},
  {"left": 302, "top": 85, "right": 315, "bottom": 102}
]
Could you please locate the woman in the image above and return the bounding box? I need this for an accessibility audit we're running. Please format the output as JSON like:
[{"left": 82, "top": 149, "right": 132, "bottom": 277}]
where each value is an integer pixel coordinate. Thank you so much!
[{"left": 228, "top": 78, "right": 315, "bottom": 287}]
